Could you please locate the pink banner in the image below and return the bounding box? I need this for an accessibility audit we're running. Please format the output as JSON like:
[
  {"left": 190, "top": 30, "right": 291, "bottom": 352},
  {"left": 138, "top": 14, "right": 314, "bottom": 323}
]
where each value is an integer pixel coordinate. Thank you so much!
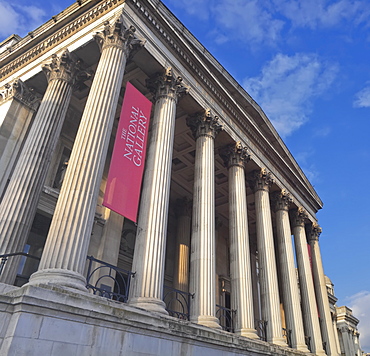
[{"left": 103, "top": 82, "right": 152, "bottom": 222}]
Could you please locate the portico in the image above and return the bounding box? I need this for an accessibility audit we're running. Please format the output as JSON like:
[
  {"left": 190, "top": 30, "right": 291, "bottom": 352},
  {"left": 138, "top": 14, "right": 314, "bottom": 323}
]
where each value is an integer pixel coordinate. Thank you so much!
[{"left": 0, "top": 1, "right": 344, "bottom": 355}]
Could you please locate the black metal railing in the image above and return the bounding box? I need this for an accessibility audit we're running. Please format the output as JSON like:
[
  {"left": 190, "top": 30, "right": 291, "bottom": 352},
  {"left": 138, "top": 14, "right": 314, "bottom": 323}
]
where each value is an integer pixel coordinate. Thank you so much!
[
  {"left": 216, "top": 304, "right": 236, "bottom": 333},
  {"left": 256, "top": 320, "right": 268, "bottom": 341},
  {"left": 305, "top": 335, "right": 312, "bottom": 352},
  {"left": 86, "top": 256, "right": 135, "bottom": 303},
  {"left": 163, "top": 286, "right": 193, "bottom": 320},
  {"left": 283, "top": 328, "right": 292, "bottom": 348},
  {"left": 0, "top": 252, "right": 41, "bottom": 285}
]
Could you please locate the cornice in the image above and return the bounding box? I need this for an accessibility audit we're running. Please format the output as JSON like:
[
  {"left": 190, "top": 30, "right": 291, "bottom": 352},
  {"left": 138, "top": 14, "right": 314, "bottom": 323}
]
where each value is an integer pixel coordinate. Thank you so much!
[
  {"left": 129, "top": 0, "right": 322, "bottom": 213},
  {"left": 0, "top": 0, "right": 124, "bottom": 81}
]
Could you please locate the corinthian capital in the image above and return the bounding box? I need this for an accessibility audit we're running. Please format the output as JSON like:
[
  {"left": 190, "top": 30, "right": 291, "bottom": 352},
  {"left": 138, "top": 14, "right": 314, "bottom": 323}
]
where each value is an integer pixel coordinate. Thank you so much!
[
  {"left": 307, "top": 222, "right": 322, "bottom": 241},
  {"left": 42, "top": 49, "right": 87, "bottom": 85},
  {"left": 0, "top": 79, "right": 41, "bottom": 111},
  {"left": 94, "top": 14, "right": 144, "bottom": 56},
  {"left": 247, "top": 168, "right": 273, "bottom": 192},
  {"left": 146, "top": 67, "right": 189, "bottom": 102},
  {"left": 186, "top": 109, "right": 222, "bottom": 140},
  {"left": 271, "top": 189, "right": 292, "bottom": 212},
  {"left": 219, "top": 141, "right": 250, "bottom": 169},
  {"left": 291, "top": 207, "right": 308, "bottom": 227}
]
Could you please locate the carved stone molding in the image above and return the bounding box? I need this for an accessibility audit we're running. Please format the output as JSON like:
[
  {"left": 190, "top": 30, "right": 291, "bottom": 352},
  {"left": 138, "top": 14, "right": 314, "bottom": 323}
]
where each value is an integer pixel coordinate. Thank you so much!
[
  {"left": 0, "top": 78, "right": 41, "bottom": 111},
  {"left": 291, "top": 206, "right": 308, "bottom": 227},
  {"left": 0, "top": 0, "right": 123, "bottom": 81},
  {"left": 186, "top": 109, "right": 222, "bottom": 140},
  {"left": 307, "top": 222, "right": 322, "bottom": 241},
  {"left": 146, "top": 67, "right": 188, "bottom": 102},
  {"left": 247, "top": 168, "right": 274, "bottom": 192},
  {"left": 94, "top": 13, "right": 144, "bottom": 57},
  {"left": 42, "top": 49, "right": 89, "bottom": 86},
  {"left": 271, "top": 189, "right": 292, "bottom": 212},
  {"left": 219, "top": 141, "right": 250, "bottom": 169}
]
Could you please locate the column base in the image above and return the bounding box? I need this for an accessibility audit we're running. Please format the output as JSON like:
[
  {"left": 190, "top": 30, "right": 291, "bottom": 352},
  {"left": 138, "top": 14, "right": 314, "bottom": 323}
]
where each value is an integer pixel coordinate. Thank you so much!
[
  {"left": 236, "top": 328, "right": 260, "bottom": 339},
  {"left": 27, "top": 268, "right": 87, "bottom": 292},
  {"left": 129, "top": 296, "right": 169, "bottom": 315},
  {"left": 294, "top": 344, "right": 310, "bottom": 353},
  {"left": 269, "top": 337, "right": 288, "bottom": 347},
  {"left": 190, "top": 315, "right": 222, "bottom": 329}
]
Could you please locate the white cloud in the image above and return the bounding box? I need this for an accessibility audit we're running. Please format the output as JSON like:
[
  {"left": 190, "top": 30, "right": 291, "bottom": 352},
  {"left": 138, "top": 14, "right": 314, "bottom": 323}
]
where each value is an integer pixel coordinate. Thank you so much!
[
  {"left": 347, "top": 291, "right": 370, "bottom": 352},
  {"left": 166, "top": 0, "right": 370, "bottom": 47},
  {"left": 0, "top": 1, "right": 46, "bottom": 39},
  {"left": 243, "top": 53, "right": 338, "bottom": 137},
  {"left": 212, "top": 0, "right": 284, "bottom": 45},
  {"left": 0, "top": 2, "right": 21, "bottom": 37},
  {"left": 272, "top": 0, "right": 369, "bottom": 29},
  {"left": 354, "top": 85, "right": 370, "bottom": 108},
  {"left": 166, "top": 0, "right": 284, "bottom": 46}
]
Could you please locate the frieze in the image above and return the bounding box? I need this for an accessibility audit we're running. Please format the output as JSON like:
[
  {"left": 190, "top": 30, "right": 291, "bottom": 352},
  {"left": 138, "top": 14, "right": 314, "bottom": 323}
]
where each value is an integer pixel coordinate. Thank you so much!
[{"left": 0, "top": 0, "right": 123, "bottom": 81}]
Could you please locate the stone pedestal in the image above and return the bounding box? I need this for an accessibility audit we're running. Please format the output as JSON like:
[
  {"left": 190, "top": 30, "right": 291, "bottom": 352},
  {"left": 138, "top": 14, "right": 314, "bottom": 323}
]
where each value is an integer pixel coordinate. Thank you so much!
[
  {"left": 272, "top": 191, "right": 309, "bottom": 352},
  {"left": 291, "top": 208, "right": 325, "bottom": 356},
  {"left": 29, "top": 15, "right": 143, "bottom": 291},
  {"left": 187, "top": 110, "right": 222, "bottom": 329},
  {"left": 308, "top": 224, "right": 340, "bottom": 356},
  {"left": 247, "top": 169, "right": 286, "bottom": 346},
  {"left": 0, "top": 50, "right": 81, "bottom": 285},
  {"left": 129, "top": 68, "right": 188, "bottom": 314},
  {"left": 221, "top": 143, "right": 258, "bottom": 338}
]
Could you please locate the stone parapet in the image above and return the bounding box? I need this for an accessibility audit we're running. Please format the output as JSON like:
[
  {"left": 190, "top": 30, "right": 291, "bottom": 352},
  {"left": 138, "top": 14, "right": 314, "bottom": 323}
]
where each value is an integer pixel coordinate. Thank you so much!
[{"left": 0, "top": 284, "right": 315, "bottom": 356}]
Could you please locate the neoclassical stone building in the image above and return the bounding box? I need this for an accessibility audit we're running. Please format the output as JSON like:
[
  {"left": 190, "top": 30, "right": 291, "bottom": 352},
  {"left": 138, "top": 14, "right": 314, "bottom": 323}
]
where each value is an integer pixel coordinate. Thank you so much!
[{"left": 0, "top": 0, "right": 364, "bottom": 355}]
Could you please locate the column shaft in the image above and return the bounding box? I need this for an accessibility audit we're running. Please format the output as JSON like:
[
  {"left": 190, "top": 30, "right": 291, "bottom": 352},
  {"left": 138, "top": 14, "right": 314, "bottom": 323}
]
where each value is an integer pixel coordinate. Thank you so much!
[
  {"left": 29, "top": 16, "right": 142, "bottom": 290},
  {"left": 226, "top": 144, "right": 258, "bottom": 338},
  {"left": 188, "top": 110, "right": 221, "bottom": 329},
  {"left": 0, "top": 51, "right": 78, "bottom": 284},
  {"left": 308, "top": 224, "right": 340, "bottom": 356},
  {"left": 292, "top": 209, "right": 325, "bottom": 355},
  {"left": 248, "top": 169, "right": 286, "bottom": 346},
  {"left": 129, "top": 68, "right": 187, "bottom": 313},
  {"left": 272, "top": 191, "right": 309, "bottom": 351}
]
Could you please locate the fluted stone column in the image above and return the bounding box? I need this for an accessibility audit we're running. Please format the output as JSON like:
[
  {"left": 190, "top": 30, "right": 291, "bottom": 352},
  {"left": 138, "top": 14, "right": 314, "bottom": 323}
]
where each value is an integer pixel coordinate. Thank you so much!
[
  {"left": 221, "top": 142, "right": 258, "bottom": 338},
  {"left": 187, "top": 109, "right": 222, "bottom": 329},
  {"left": 291, "top": 208, "right": 325, "bottom": 355},
  {"left": 173, "top": 198, "right": 192, "bottom": 293},
  {"left": 128, "top": 68, "right": 188, "bottom": 314},
  {"left": 339, "top": 326, "right": 353, "bottom": 356},
  {"left": 272, "top": 190, "right": 309, "bottom": 352},
  {"left": 0, "top": 50, "right": 82, "bottom": 284},
  {"left": 0, "top": 79, "right": 41, "bottom": 199},
  {"left": 308, "top": 223, "right": 340, "bottom": 356},
  {"left": 29, "top": 15, "right": 143, "bottom": 290},
  {"left": 247, "top": 169, "right": 286, "bottom": 346}
]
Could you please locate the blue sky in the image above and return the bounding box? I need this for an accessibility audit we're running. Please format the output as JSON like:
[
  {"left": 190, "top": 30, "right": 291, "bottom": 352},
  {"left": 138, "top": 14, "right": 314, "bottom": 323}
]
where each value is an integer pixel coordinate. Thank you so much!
[{"left": 1, "top": 0, "right": 369, "bottom": 350}]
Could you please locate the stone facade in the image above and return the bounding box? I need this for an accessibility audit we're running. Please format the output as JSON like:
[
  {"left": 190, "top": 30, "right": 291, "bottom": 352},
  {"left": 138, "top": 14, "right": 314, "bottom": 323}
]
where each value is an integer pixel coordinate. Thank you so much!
[{"left": 0, "top": 0, "right": 365, "bottom": 355}]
